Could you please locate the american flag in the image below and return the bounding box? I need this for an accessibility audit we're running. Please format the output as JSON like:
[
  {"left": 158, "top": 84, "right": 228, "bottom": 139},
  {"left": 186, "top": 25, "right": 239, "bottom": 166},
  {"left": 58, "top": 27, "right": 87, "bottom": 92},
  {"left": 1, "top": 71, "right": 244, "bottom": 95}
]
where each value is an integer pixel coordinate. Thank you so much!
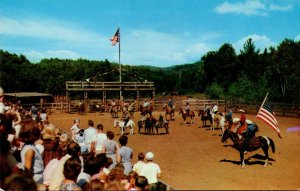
[
  {"left": 256, "top": 95, "right": 282, "bottom": 138},
  {"left": 110, "top": 28, "right": 119, "bottom": 46}
]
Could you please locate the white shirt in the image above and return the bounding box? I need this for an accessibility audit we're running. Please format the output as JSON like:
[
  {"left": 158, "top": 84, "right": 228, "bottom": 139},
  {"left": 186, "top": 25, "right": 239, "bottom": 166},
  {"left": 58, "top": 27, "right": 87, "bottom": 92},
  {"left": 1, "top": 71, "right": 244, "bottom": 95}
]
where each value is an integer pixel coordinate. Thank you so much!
[
  {"left": 92, "top": 133, "right": 107, "bottom": 152},
  {"left": 143, "top": 101, "right": 149, "bottom": 107},
  {"left": 0, "top": 102, "right": 5, "bottom": 114},
  {"left": 140, "top": 162, "right": 161, "bottom": 184},
  {"left": 133, "top": 161, "right": 147, "bottom": 175},
  {"left": 71, "top": 124, "right": 80, "bottom": 136},
  {"left": 213, "top": 105, "right": 218, "bottom": 112},
  {"left": 84, "top": 127, "right": 97, "bottom": 151}
]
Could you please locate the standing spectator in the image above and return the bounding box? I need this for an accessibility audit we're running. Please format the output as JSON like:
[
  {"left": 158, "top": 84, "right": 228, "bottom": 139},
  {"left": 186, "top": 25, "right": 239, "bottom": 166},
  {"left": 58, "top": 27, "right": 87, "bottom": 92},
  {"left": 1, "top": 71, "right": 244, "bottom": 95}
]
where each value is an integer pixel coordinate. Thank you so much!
[
  {"left": 103, "top": 131, "right": 120, "bottom": 170},
  {"left": 140, "top": 152, "right": 161, "bottom": 191},
  {"left": 30, "top": 104, "right": 39, "bottom": 121},
  {"left": 76, "top": 154, "right": 98, "bottom": 187},
  {"left": 71, "top": 119, "right": 81, "bottom": 142},
  {"left": 39, "top": 108, "right": 48, "bottom": 124},
  {"left": 83, "top": 120, "right": 97, "bottom": 153},
  {"left": 77, "top": 130, "right": 88, "bottom": 154},
  {"left": 91, "top": 124, "right": 107, "bottom": 155},
  {"left": 19, "top": 120, "right": 44, "bottom": 184},
  {"left": 133, "top": 176, "right": 148, "bottom": 190},
  {"left": 3, "top": 173, "right": 38, "bottom": 191},
  {"left": 0, "top": 87, "right": 5, "bottom": 114},
  {"left": 8, "top": 104, "right": 22, "bottom": 138},
  {"left": 0, "top": 131, "right": 20, "bottom": 187},
  {"left": 133, "top": 152, "right": 146, "bottom": 175},
  {"left": 117, "top": 135, "right": 133, "bottom": 175},
  {"left": 42, "top": 124, "right": 59, "bottom": 167},
  {"left": 48, "top": 142, "right": 81, "bottom": 190},
  {"left": 60, "top": 156, "right": 82, "bottom": 191},
  {"left": 82, "top": 179, "right": 104, "bottom": 191}
]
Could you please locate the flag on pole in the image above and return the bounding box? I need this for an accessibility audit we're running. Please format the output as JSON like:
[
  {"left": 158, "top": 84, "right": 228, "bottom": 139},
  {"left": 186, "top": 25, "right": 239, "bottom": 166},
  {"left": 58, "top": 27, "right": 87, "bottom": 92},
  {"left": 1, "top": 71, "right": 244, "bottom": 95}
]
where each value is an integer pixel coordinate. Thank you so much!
[
  {"left": 110, "top": 28, "right": 119, "bottom": 46},
  {"left": 256, "top": 94, "right": 282, "bottom": 139}
]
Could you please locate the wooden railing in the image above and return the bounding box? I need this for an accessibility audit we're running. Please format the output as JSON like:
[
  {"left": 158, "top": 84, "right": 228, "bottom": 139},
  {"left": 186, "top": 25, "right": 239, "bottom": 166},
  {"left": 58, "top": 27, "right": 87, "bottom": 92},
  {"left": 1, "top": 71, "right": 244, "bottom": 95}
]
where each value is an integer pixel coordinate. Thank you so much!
[{"left": 66, "top": 81, "right": 155, "bottom": 91}]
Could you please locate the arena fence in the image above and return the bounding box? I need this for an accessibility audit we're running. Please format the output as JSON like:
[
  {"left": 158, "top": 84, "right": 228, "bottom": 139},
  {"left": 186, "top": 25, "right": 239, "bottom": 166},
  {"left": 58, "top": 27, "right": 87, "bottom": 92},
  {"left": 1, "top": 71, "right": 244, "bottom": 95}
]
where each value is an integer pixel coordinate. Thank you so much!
[{"left": 20, "top": 98, "right": 299, "bottom": 118}]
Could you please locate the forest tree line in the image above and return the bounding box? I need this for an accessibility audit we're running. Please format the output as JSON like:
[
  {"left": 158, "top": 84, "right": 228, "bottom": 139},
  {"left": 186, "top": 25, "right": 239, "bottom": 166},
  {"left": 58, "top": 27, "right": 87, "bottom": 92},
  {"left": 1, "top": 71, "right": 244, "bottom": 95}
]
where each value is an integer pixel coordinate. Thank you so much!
[{"left": 0, "top": 38, "right": 299, "bottom": 104}]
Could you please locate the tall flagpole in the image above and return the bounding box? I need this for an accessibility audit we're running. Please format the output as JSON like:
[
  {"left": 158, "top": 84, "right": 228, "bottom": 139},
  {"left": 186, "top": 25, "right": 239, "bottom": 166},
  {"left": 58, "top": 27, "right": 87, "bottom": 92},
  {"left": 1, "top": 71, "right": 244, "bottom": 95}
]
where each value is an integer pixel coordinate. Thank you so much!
[{"left": 119, "top": 27, "right": 122, "bottom": 101}]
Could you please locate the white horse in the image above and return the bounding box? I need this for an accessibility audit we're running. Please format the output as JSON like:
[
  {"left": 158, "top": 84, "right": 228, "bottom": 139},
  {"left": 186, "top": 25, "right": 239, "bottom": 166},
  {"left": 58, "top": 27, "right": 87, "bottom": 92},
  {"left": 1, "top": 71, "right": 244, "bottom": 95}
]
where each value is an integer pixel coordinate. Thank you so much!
[
  {"left": 114, "top": 119, "right": 135, "bottom": 135},
  {"left": 212, "top": 112, "right": 226, "bottom": 135}
]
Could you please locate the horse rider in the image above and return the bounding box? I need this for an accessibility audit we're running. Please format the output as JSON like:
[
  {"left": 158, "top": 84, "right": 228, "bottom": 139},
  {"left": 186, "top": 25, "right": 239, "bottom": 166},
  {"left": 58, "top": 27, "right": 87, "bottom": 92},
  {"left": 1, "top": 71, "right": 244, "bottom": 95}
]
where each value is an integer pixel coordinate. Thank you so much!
[
  {"left": 212, "top": 103, "right": 218, "bottom": 114},
  {"left": 143, "top": 99, "right": 151, "bottom": 109},
  {"left": 167, "top": 98, "right": 173, "bottom": 108},
  {"left": 123, "top": 101, "right": 129, "bottom": 112},
  {"left": 234, "top": 109, "right": 247, "bottom": 137},
  {"left": 242, "top": 123, "right": 257, "bottom": 153},
  {"left": 184, "top": 102, "right": 190, "bottom": 116},
  {"left": 225, "top": 106, "right": 233, "bottom": 122},
  {"left": 122, "top": 110, "right": 130, "bottom": 127}
]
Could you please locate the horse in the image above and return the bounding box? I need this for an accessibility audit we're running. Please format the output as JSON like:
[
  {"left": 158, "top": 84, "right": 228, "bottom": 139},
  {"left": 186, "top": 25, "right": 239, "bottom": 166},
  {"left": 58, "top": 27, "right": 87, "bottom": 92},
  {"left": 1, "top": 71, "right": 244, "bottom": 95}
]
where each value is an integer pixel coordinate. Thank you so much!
[
  {"left": 144, "top": 115, "right": 157, "bottom": 135},
  {"left": 154, "top": 115, "right": 169, "bottom": 134},
  {"left": 178, "top": 107, "right": 195, "bottom": 124},
  {"left": 212, "top": 112, "right": 226, "bottom": 135},
  {"left": 162, "top": 104, "right": 175, "bottom": 121},
  {"left": 94, "top": 103, "right": 105, "bottom": 113},
  {"left": 221, "top": 128, "right": 275, "bottom": 168},
  {"left": 110, "top": 105, "right": 119, "bottom": 118},
  {"left": 139, "top": 105, "right": 153, "bottom": 117},
  {"left": 197, "top": 108, "right": 212, "bottom": 127},
  {"left": 113, "top": 119, "right": 135, "bottom": 135}
]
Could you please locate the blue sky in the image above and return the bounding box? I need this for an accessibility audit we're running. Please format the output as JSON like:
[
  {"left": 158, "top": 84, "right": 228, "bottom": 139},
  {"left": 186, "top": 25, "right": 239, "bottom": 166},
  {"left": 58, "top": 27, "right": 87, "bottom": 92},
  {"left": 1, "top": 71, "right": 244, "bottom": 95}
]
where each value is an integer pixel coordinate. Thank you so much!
[{"left": 1, "top": 0, "right": 299, "bottom": 67}]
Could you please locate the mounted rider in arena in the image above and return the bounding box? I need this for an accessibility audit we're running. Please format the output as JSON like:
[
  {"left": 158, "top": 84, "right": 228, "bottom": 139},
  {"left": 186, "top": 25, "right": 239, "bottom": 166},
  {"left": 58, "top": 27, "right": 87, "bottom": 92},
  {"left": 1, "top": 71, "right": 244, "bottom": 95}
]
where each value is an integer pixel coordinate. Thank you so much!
[{"left": 184, "top": 102, "right": 190, "bottom": 116}]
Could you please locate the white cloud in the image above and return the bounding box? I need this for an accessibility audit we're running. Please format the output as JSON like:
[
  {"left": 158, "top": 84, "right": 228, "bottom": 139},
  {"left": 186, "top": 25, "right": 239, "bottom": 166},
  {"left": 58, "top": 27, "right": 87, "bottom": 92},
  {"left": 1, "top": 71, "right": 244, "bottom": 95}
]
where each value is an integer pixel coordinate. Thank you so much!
[
  {"left": 269, "top": 4, "right": 293, "bottom": 11},
  {"left": 0, "top": 15, "right": 104, "bottom": 45},
  {"left": 295, "top": 34, "right": 300, "bottom": 41},
  {"left": 233, "top": 34, "right": 276, "bottom": 52},
  {"left": 215, "top": 0, "right": 267, "bottom": 16},
  {"left": 25, "top": 50, "right": 81, "bottom": 63},
  {"left": 215, "top": 0, "right": 294, "bottom": 16},
  {"left": 118, "top": 30, "right": 215, "bottom": 66}
]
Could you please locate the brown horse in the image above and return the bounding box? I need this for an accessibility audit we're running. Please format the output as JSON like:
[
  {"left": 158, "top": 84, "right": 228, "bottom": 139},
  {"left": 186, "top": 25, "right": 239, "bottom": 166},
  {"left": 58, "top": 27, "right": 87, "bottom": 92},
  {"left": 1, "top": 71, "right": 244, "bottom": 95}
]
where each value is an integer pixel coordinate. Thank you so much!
[
  {"left": 139, "top": 105, "right": 153, "bottom": 117},
  {"left": 221, "top": 128, "right": 275, "bottom": 168},
  {"left": 198, "top": 109, "right": 212, "bottom": 127},
  {"left": 178, "top": 108, "right": 195, "bottom": 124},
  {"left": 110, "top": 105, "right": 119, "bottom": 118},
  {"left": 162, "top": 104, "right": 175, "bottom": 121}
]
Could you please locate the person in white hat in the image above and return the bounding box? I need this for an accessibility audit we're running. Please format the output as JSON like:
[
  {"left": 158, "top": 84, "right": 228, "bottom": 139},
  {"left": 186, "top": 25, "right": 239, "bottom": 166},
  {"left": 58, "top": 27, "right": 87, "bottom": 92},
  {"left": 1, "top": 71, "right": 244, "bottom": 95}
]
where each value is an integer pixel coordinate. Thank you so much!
[
  {"left": 140, "top": 151, "right": 161, "bottom": 191},
  {"left": 0, "top": 86, "right": 5, "bottom": 114}
]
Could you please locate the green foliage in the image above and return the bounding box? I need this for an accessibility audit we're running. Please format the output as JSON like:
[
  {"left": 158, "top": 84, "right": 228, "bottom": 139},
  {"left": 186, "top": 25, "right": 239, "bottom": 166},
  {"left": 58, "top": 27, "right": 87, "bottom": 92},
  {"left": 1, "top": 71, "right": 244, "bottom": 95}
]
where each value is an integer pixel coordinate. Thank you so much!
[
  {"left": 205, "top": 82, "right": 225, "bottom": 99},
  {"left": 0, "top": 37, "right": 299, "bottom": 104}
]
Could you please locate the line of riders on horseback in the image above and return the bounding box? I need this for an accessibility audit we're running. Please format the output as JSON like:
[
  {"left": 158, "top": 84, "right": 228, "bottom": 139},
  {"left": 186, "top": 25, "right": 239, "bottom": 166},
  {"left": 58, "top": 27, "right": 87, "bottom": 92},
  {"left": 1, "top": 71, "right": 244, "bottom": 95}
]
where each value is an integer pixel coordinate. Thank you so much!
[{"left": 111, "top": 98, "right": 275, "bottom": 167}]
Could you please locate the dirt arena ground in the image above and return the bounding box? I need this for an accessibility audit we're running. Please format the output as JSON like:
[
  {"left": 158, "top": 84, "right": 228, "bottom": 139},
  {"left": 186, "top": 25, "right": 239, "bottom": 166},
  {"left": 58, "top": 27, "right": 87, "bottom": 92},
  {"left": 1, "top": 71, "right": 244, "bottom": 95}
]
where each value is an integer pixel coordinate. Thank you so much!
[{"left": 48, "top": 110, "right": 300, "bottom": 190}]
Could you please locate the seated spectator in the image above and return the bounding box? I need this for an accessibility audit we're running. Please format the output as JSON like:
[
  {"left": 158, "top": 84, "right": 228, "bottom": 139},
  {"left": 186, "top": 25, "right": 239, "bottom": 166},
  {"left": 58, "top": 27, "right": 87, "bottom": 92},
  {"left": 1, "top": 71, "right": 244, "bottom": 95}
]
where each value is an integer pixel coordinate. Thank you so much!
[
  {"left": 133, "top": 175, "right": 148, "bottom": 190},
  {"left": 3, "top": 173, "right": 37, "bottom": 191},
  {"left": 82, "top": 179, "right": 104, "bottom": 191},
  {"left": 60, "top": 156, "right": 82, "bottom": 191}
]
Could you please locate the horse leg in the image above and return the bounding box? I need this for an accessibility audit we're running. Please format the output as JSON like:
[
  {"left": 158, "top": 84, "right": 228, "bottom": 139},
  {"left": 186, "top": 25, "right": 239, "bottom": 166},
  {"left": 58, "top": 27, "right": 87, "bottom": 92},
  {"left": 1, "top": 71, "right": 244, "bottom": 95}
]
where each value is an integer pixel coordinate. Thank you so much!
[
  {"left": 240, "top": 151, "right": 245, "bottom": 168},
  {"left": 156, "top": 127, "right": 159, "bottom": 135},
  {"left": 262, "top": 144, "right": 269, "bottom": 167},
  {"left": 130, "top": 126, "right": 133, "bottom": 135},
  {"left": 120, "top": 126, "right": 124, "bottom": 135},
  {"left": 165, "top": 123, "right": 169, "bottom": 134}
]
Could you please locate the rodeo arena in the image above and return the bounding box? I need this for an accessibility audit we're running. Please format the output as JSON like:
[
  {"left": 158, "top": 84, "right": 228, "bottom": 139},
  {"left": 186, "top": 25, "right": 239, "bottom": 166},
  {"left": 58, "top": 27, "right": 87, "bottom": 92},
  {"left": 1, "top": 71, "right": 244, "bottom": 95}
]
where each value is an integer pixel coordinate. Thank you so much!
[{"left": 0, "top": 79, "right": 300, "bottom": 190}]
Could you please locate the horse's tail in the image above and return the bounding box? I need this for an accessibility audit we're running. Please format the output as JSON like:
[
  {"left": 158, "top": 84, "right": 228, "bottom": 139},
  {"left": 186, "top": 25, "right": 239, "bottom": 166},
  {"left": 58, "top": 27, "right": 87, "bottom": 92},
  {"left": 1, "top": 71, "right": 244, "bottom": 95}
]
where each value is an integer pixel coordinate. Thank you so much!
[{"left": 269, "top": 137, "right": 275, "bottom": 153}]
